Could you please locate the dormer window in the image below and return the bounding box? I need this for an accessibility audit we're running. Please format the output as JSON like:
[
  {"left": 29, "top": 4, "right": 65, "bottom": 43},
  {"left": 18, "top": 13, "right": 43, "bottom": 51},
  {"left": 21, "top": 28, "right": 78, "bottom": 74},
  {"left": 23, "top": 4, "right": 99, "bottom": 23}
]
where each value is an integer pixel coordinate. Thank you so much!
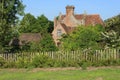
[{"left": 57, "top": 29, "right": 62, "bottom": 37}]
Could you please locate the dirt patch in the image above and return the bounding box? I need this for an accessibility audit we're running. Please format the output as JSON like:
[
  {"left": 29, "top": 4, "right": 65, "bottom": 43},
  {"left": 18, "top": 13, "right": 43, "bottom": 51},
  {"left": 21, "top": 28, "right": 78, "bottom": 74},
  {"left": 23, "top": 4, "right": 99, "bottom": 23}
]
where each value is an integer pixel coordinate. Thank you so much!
[
  {"left": 95, "top": 77, "right": 103, "bottom": 80},
  {"left": 31, "top": 67, "right": 81, "bottom": 72},
  {"left": 1, "top": 66, "right": 120, "bottom": 72},
  {"left": 30, "top": 66, "right": 120, "bottom": 72},
  {"left": 0, "top": 68, "right": 27, "bottom": 72},
  {"left": 87, "top": 66, "right": 120, "bottom": 71}
]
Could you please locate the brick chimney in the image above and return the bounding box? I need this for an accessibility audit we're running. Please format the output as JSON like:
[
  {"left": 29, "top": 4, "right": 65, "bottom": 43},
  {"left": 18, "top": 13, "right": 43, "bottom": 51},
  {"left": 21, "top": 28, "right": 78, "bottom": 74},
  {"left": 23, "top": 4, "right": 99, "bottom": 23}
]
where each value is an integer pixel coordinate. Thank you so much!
[{"left": 66, "top": 5, "right": 75, "bottom": 16}]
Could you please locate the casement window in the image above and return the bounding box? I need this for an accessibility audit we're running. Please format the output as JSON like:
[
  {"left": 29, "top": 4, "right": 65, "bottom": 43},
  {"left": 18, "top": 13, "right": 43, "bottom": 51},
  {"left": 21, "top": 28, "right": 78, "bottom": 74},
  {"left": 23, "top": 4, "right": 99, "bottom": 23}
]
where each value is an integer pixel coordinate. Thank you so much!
[{"left": 57, "top": 29, "right": 62, "bottom": 37}]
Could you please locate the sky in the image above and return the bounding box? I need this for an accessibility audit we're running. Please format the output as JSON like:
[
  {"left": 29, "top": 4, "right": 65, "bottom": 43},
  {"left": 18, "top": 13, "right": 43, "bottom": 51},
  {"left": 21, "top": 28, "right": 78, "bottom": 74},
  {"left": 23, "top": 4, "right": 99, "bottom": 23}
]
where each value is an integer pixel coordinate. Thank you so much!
[{"left": 22, "top": 0, "right": 120, "bottom": 21}]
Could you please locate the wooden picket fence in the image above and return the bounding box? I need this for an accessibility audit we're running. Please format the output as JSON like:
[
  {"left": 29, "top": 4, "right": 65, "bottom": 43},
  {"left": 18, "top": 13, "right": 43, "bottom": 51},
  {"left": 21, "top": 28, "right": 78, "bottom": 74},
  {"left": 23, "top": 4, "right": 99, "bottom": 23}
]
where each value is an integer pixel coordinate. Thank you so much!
[{"left": 0, "top": 49, "right": 120, "bottom": 62}]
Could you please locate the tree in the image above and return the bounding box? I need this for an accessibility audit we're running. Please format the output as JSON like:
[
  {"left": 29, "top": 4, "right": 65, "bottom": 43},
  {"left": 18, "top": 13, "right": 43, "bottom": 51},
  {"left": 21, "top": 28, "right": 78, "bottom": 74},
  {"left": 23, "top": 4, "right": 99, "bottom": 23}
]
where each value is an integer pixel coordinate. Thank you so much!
[
  {"left": 104, "top": 14, "right": 120, "bottom": 34},
  {"left": 39, "top": 34, "right": 58, "bottom": 51},
  {"left": 103, "top": 14, "right": 120, "bottom": 49},
  {"left": 36, "top": 14, "right": 53, "bottom": 34},
  {"left": 101, "top": 30, "right": 120, "bottom": 49},
  {"left": 19, "top": 14, "right": 56, "bottom": 51},
  {"left": 61, "top": 25, "right": 104, "bottom": 51},
  {"left": 0, "top": 0, "right": 24, "bottom": 52},
  {"left": 19, "top": 13, "right": 36, "bottom": 33},
  {"left": 19, "top": 14, "right": 54, "bottom": 33}
]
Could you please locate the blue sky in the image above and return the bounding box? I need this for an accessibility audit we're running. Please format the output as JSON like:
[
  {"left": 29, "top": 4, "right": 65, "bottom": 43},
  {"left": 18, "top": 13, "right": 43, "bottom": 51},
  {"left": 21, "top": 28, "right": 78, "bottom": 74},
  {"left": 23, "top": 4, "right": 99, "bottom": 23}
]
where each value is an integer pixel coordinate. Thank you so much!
[{"left": 23, "top": 0, "right": 120, "bottom": 21}]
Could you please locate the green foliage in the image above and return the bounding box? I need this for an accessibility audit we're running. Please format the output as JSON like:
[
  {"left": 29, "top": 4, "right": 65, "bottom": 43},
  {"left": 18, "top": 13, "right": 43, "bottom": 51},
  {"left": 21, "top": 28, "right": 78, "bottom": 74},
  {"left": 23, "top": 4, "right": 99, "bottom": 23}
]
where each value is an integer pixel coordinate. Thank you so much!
[
  {"left": 57, "top": 60, "right": 78, "bottom": 67},
  {"left": 81, "top": 63, "right": 88, "bottom": 70},
  {"left": 4, "top": 61, "right": 16, "bottom": 68},
  {"left": 19, "top": 13, "right": 37, "bottom": 33},
  {"left": 101, "top": 30, "right": 120, "bottom": 48},
  {"left": 19, "top": 14, "right": 54, "bottom": 33},
  {"left": 20, "top": 42, "right": 31, "bottom": 51},
  {"left": 61, "top": 25, "right": 105, "bottom": 51},
  {"left": 104, "top": 14, "right": 120, "bottom": 34},
  {"left": 31, "top": 55, "right": 78, "bottom": 68},
  {"left": 19, "top": 34, "right": 58, "bottom": 52},
  {"left": 15, "top": 53, "right": 31, "bottom": 68},
  {"left": 32, "top": 54, "right": 55, "bottom": 68},
  {"left": 0, "top": 0, "right": 24, "bottom": 52},
  {"left": 29, "top": 42, "right": 41, "bottom": 51},
  {"left": 102, "top": 14, "right": 120, "bottom": 49},
  {"left": 1, "top": 50, "right": 120, "bottom": 68},
  {"left": 39, "top": 34, "right": 58, "bottom": 51},
  {"left": 0, "top": 56, "right": 6, "bottom": 67},
  {"left": 18, "top": 14, "right": 56, "bottom": 52}
]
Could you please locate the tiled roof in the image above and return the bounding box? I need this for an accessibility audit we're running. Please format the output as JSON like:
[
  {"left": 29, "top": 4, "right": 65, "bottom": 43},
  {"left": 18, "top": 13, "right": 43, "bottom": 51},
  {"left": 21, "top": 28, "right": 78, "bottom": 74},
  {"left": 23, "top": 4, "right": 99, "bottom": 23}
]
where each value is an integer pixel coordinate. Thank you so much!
[
  {"left": 74, "top": 14, "right": 85, "bottom": 20},
  {"left": 61, "top": 14, "right": 104, "bottom": 26},
  {"left": 84, "top": 14, "right": 104, "bottom": 26},
  {"left": 59, "top": 14, "right": 103, "bottom": 34}
]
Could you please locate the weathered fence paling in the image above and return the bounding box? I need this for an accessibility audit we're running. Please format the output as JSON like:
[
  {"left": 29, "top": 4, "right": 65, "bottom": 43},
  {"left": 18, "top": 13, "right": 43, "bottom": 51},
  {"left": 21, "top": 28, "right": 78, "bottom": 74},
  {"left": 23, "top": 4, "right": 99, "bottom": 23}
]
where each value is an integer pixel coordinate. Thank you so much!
[{"left": 0, "top": 49, "right": 120, "bottom": 62}]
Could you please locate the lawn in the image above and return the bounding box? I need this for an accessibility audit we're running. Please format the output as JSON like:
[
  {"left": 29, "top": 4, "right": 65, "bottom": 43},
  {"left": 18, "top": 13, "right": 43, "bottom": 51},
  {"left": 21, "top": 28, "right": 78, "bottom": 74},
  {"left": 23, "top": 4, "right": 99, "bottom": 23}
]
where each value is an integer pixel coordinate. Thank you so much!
[{"left": 0, "top": 67, "right": 120, "bottom": 80}]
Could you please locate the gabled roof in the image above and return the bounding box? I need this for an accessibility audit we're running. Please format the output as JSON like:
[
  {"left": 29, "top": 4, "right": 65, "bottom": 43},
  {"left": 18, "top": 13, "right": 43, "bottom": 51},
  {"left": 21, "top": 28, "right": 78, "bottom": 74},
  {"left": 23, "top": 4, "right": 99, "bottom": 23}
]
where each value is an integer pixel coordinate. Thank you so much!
[{"left": 60, "top": 23, "right": 76, "bottom": 33}]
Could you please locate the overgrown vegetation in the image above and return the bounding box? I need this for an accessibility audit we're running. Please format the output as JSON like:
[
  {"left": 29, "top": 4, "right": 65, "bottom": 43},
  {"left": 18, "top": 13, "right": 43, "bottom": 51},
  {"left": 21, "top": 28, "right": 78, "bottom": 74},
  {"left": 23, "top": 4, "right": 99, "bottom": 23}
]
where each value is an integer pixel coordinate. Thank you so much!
[
  {"left": 13, "top": 13, "right": 58, "bottom": 52},
  {"left": 102, "top": 14, "right": 120, "bottom": 49},
  {"left": 1, "top": 50, "right": 120, "bottom": 68},
  {"left": 0, "top": 0, "right": 120, "bottom": 70},
  {"left": 60, "top": 14, "right": 120, "bottom": 50},
  {"left": 0, "top": 0, "right": 119, "bottom": 52},
  {"left": 60, "top": 25, "right": 105, "bottom": 51}
]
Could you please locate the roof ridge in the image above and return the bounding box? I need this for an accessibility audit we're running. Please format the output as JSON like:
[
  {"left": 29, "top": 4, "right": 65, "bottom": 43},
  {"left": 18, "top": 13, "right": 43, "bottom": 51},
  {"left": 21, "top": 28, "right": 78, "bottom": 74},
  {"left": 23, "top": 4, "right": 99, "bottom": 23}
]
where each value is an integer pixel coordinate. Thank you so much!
[
  {"left": 87, "top": 14, "right": 100, "bottom": 16},
  {"left": 58, "top": 13, "right": 100, "bottom": 15}
]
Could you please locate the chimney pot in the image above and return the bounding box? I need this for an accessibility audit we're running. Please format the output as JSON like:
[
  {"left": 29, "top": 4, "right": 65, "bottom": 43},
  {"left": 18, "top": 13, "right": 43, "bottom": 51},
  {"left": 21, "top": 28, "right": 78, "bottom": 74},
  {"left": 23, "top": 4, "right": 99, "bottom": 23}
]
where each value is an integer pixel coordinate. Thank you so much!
[{"left": 66, "top": 5, "right": 75, "bottom": 16}]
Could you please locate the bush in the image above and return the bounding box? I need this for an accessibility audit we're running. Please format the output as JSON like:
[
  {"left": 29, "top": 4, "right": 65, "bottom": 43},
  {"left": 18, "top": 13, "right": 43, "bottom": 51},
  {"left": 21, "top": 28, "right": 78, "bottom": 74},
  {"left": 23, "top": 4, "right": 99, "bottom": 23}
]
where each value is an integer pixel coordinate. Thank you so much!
[
  {"left": 101, "top": 59, "right": 120, "bottom": 66},
  {"left": 31, "top": 54, "right": 55, "bottom": 68},
  {"left": 0, "top": 56, "right": 6, "bottom": 68},
  {"left": 15, "top": 57, "right": 30, "bottom": 68},
  {"left": 77, "top": 60, "right": 92, "bottom": 70},
  {"left": 4, "top": 61, "right": 16, "bottom": 68},
  {"left": 59, "top": 60, "right": 69, "bottom": 67}
]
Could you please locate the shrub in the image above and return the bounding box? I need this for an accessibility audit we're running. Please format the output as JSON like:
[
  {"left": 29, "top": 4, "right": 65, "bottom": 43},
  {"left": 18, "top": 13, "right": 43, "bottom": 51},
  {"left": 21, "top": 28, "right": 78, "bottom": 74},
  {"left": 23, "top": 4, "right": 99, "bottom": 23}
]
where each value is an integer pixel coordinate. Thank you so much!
[
  {"left": 31, "top": 54, "right": 55, "bottom": 68},
  {"left": 0, "top": 56, "right": 6, "bottom": 68},
  {"left": 67, "top": 60, "right": 79, "bottom": 67},
  {"left": 15, "top": 57, "right": 30, "bottom": 68},
  {"left": 77, "top": 60, "right": 92, "bottom": 70},
  {"left": 4, "top": 61, "right": 16, "bottom": 68}
]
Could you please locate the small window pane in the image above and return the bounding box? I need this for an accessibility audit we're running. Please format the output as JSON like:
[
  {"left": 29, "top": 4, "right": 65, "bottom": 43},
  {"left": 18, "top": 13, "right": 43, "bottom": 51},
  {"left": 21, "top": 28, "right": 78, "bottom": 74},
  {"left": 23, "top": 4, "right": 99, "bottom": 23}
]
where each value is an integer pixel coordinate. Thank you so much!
[{"left": 57, "top": 29, "right": 62, "bottom": 37}]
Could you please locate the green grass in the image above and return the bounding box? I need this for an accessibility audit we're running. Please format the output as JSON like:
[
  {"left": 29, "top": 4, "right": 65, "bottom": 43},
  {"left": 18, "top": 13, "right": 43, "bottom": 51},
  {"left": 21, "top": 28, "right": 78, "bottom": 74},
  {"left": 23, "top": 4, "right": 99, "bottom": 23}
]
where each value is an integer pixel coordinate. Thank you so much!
[{"left": 0, "top": 67, "right": 120, "bottom": 80}]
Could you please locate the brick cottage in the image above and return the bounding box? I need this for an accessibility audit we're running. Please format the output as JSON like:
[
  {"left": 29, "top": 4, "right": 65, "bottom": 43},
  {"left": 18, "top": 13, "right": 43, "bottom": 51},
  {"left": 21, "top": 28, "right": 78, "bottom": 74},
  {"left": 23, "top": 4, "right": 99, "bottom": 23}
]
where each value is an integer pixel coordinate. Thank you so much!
[{"left": 52, "top": 5, "right": 104, "bottom": 46}]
